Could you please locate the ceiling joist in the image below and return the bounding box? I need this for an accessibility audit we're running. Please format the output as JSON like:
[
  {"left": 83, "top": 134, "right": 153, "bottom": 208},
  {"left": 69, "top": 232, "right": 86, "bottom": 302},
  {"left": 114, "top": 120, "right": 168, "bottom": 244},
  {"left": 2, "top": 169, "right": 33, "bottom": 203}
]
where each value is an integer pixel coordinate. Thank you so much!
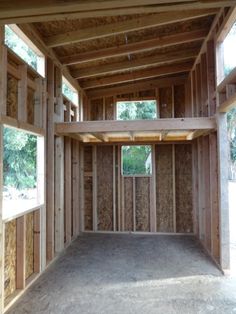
[
  {"left": 86, "top": 75, "right": 187, "bottom": 98},
  {"left": 81, "top": 61, "right": 193, "bottom": 89},
  {"left": 45, "top": 9, "right": 217, "bottom": 47},
  {"left": 0, "top": 1, "right": 233, "bottom": 23},
  {"left": 61, "top": 28, "right": 208, "bottom": 66},
  {"left": 72, "top": 48, "right": 199, "bottom": 79}
]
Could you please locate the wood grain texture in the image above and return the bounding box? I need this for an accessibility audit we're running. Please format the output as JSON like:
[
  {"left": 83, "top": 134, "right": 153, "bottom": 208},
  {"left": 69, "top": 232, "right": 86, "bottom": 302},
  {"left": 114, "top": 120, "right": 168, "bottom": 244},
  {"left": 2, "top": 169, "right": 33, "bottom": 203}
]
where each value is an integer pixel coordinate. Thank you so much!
[
  {"left": 105, "top": 96, "right": 114, "bottom": 120},
  {"left": 27, "top": 88, "right": 35, "bottom": 125},
  {"left": 174, "top": 84, "right": 185, "bottom": 118},
  {"left": 135, "top": 177, "right": 150, "bottom": 232},
  {"left": 7, "top": 74, "right": 18, "bottom": 119},
  {"left": 4, "top": 220, "right": 16, "bottom": 301},
  {"left": 25, "top": 212, "right": 34, "bottom": 280},
  {"left": 159, "top": 87, "right": 173, "bottom": 118},
  {"left": 84, "top": 176, "right": 93, "bottom": 231},
  {"left": 84, "top": 146, "right": 93, "bottom": 172},
  {"left": 124, "top": 177, "right": 133, "bottom": 231},
  {"left": 97, "top": 146, "right": 113, "bottom": 231},
  {"left": 90, "top": 98, "right": 103, "bottom": 121},
  {"left": 155, "top": 145, "right": 174, "bottom": 232},
  {"left": 175, "top": 144, "right": 193, "bottom": 233}
]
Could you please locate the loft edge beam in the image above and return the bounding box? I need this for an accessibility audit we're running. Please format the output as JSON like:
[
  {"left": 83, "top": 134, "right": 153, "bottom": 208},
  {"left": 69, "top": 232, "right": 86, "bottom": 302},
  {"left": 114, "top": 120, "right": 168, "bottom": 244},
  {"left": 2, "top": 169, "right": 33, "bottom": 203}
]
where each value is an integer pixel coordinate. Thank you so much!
[{"left": 55, "top": 117, "right": 216, "bottom": 135}]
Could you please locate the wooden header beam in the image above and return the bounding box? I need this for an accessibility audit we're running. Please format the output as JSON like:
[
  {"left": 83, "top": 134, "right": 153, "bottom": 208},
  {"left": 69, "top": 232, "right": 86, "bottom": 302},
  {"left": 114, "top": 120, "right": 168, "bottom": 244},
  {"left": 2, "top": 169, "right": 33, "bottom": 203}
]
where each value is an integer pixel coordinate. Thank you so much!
[
  {"left": 80, "top": 61, "right": 193, "bottom": 89},
  {"left": 0, "top": 1, "right": 231, "bottom": 24},
  {"left": 45, "top": 9, "right": 217, "bottom": 47},
  {"left": 55, "top": 117, "right": 216, "bottom": 135},
  {"left": 61, "top": 29, "right": 208, "bottom": 65}
]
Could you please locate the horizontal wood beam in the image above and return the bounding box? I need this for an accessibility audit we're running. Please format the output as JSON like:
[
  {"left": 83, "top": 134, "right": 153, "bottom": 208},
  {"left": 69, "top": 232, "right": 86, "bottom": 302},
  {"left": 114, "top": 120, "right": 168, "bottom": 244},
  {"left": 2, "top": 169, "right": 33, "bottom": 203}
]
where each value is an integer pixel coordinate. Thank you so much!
[
  {"left": 0, "top": 1, "right": 231, "bottom": 24},
  {"left": 218, "top": 92, "right": 236, "bottom": 113},
  {"left": 45, "top": 9, "right": 217, "bottom": 47},
  {"left": 80, "top": 61, "right": 193, "bottom": 89},
  {"left": 62, "top": 29, "right": 208, "bottom": 65},
  {"left": 86, "top": 75, "right": 187, "bottom": 98},
  {"left": 0, "top": 114, "right": 45, "bottom": 136},
  {"left": 55, "top": 117, "right": 216, "bottom": 134},
  {"left": 72, "top": 48, "right": 199, "bottom": 79}
]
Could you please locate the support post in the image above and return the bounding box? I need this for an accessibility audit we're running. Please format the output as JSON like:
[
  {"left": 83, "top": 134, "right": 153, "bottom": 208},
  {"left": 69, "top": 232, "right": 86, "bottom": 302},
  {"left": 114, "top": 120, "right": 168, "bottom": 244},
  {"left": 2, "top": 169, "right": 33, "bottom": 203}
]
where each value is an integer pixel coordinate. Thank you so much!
[
  {"left": 0, "top": 27, "right": 6, "bottom": 313},
  {"left": 150, "top": 144, "right": 156, "bottom": 232},
  {"left": 46, "top": 58, "right": 55, "bottom": 262},
  {"left": 92, "top": 145, "right": 97, "bottom": 231},
  {"left": 55, "top": 136, "right": 64, "bottom": 252},
  {"left": 217, "top": 112, "right": 230, "bottom": 270}
]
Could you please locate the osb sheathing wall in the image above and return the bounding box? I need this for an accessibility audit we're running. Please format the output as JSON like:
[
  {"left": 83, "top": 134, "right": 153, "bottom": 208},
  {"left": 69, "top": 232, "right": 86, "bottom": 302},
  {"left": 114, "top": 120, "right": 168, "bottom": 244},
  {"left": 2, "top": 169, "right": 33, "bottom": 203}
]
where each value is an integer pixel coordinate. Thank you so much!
[
  {"left": 4, "top": 220, "right": 16, "bottom": 300},
  {"left": 82, "top": 143, "right": 193, "bottom": 233},
  {"left": 4, "top": 211, "right": 38, "bottom": 303},
  {"left": 2, "top": 46, "right": 46, "bottom": 305}
]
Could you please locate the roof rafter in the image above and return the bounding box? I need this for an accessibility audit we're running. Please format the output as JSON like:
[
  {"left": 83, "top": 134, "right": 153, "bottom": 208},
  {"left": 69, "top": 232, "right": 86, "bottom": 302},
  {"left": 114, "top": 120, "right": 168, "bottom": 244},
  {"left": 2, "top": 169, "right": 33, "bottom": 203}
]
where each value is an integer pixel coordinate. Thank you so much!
[
  {"left": 72, "top": 47, "right": 199, "bottom": 79},
  {"left": 61, "top": 28, "right": 208, "bottom": 66},
  {"left": 80, "top": 61, "right": 193, "bottom": 89},
  {"left": 86, "top": 75, "right": 187, "bottom": 98},
  {"left": 45, "top": 9, "right": 217, "bottom": 47},
  {"left": 0, "top": 1, "right": 232, "bottom": 24}
]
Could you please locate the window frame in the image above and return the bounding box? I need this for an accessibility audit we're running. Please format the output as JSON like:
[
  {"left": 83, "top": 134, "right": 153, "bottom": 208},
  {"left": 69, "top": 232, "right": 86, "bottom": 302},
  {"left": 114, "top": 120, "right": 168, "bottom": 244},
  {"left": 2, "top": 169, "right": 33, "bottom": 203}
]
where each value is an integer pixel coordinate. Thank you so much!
[
  {"left": 116, "top": 98, "right": 159, "bottom": 121},
  {"left": 5, "top": 24, "right": 45, "bottom": 77},
  {"left": 121, "top": 144, "right": 153, "bottom": 177},
  {"left": 62, "top": 76, "right": 79, "bottom": 106},
  {"left": 2, "top": 124, "right": 45, "bottom": 221},
  {"left": 216, "top": 14, "right": 236, "bottom": 85}
]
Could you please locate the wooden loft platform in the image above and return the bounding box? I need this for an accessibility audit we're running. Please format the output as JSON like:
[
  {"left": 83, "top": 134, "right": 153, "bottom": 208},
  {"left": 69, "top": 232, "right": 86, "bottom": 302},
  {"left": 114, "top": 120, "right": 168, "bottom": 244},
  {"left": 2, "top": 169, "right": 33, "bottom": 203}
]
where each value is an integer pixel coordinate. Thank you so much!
[{"left": 55, "top": 117, "right": 216, "bottom": 143}]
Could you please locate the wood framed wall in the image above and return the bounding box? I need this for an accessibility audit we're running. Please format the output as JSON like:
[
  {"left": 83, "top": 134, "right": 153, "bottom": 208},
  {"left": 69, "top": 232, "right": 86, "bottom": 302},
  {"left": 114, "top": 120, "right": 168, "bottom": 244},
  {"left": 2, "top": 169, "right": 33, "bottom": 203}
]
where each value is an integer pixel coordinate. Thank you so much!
[
  {"left": 81, "top": 142, "right": 193, "bottom": 235},
  {"left": 0, "top": 23, "right": 81, "bottom": 313},
  {"left": 184, "top": 8, "right": 235, "bottom": 270}
]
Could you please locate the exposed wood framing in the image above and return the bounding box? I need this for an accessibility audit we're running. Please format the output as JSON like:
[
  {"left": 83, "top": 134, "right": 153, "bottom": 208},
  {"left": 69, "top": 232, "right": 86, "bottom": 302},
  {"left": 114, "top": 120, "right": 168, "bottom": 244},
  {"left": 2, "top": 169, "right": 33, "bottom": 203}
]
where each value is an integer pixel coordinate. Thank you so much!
[
  {"left": 64, "top": 137, "right": 72, "bottom": 244},
  {"left": 72, "top": 141, "right": 80, "bottom": 237},
  {"left": 81, "top": 62, "right": 193, "bottom": 89},
  {"left": 93, "top": 146, "right": 98, "bottom": 231},
  {"left": 79, "top": 145, "right": 85, "bottom": 232},
  {"left": 73, "top": 48, "right": 198, "bottom": 79},
  {"left": 16, "top": 216, "right": 26, "bottom": 290},
  {"left": 33, "top": 210, "right": 40, "bottom": 274},
  {"left": 217, "top": 113, "right": 230, "bottom": 270},
  {"left": 46, "top": 58, "right": 55, "bottom": 262},
  {"left": 150, "top": 145, "right": 156, "bottom": 232},
  {"left": 87, "top": 75, "right": 187, "bottom": 98},
  {"left": 0, "top": 1, "right": 232, "bottom": 23},
  {"left": 17, "top": 65, "right": 27, "bottom": 122},
  {"left": 62, "top": 29, "right": 207, "bottom": 66},
  {"left": 0, "top": 27, "right": 7, "bottom": 115},
  {"left": 113, "top": 145, "right": 116, "bottom": 232},
  {"left": 45, "top": 9, "right": 216, "bottom": 47},
  {"left": 55, "top": 137, "right": 64, "bottom": 253},
  {"left": 56, "top": 117, "right": 216, "bottom": 135}
]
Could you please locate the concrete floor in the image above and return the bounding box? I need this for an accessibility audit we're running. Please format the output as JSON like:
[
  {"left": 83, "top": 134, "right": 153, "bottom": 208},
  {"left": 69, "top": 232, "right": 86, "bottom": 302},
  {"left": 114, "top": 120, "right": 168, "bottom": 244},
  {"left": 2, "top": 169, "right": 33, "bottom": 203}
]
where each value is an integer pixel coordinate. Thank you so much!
[{"left": 7, "top": 234, "right": 236, "bottom": 314}]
